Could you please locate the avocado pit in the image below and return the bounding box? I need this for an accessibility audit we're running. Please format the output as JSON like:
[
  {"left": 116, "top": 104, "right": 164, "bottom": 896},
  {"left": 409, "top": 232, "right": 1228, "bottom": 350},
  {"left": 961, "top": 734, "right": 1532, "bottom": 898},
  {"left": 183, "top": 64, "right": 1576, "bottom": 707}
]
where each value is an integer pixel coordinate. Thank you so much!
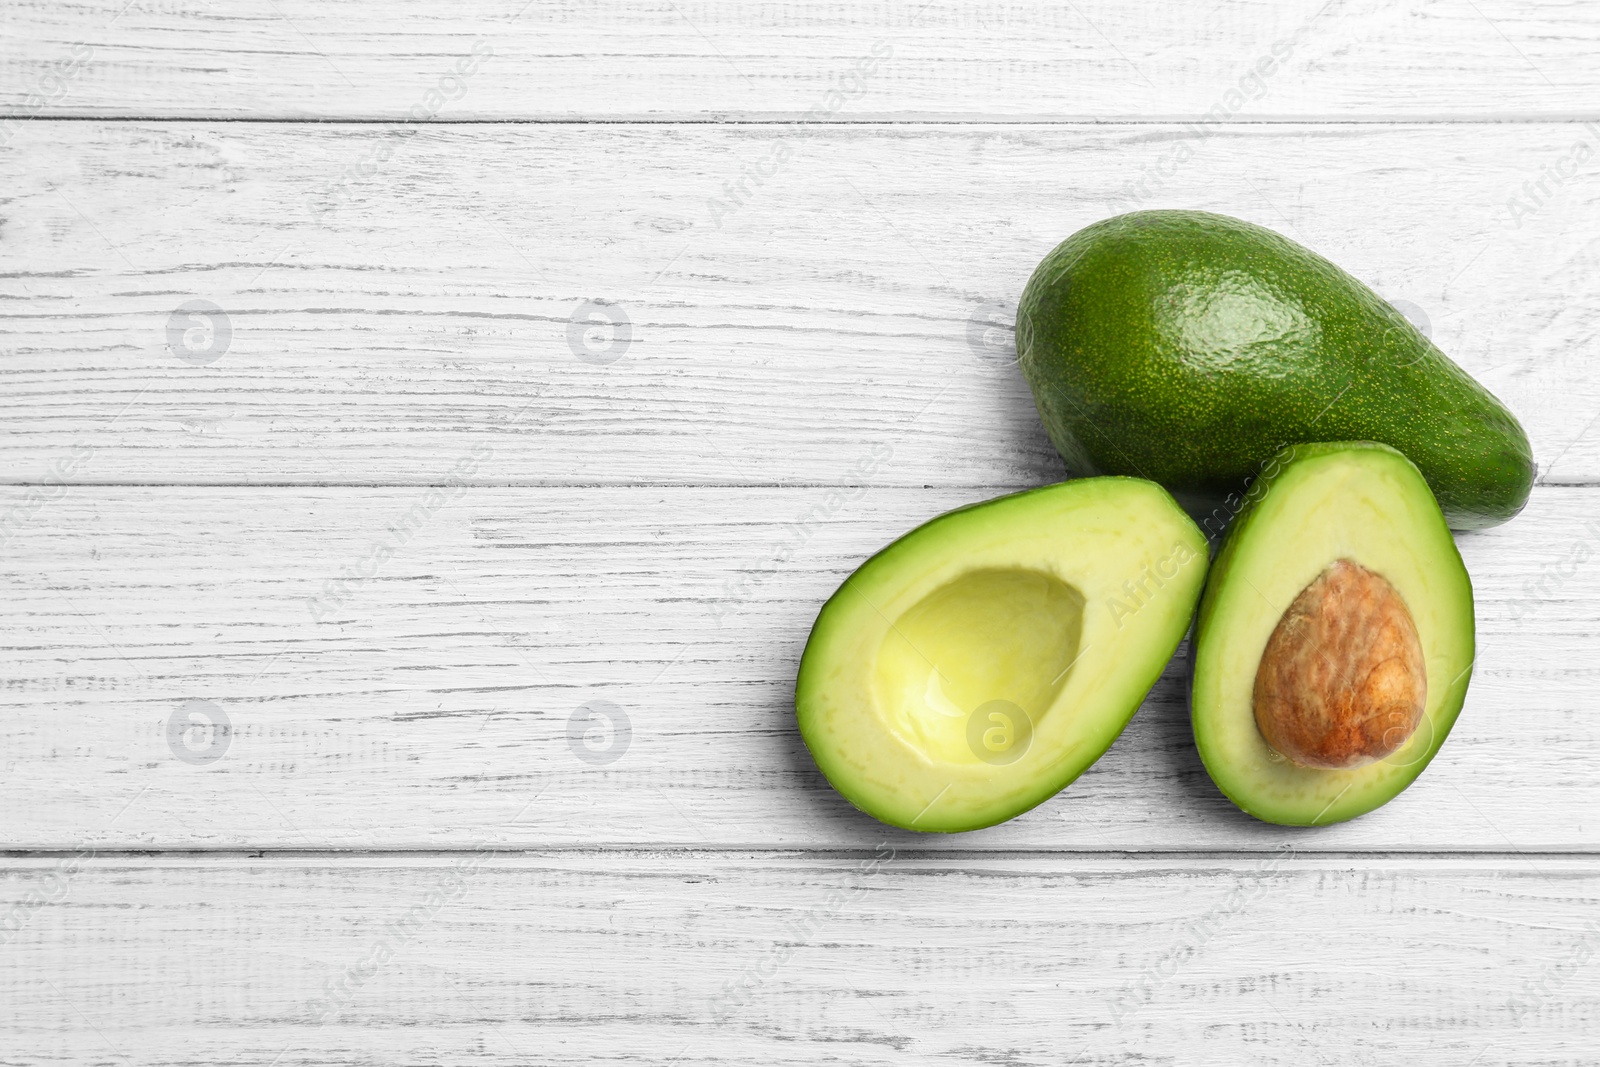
[{"left": 1252, "top": 559, "right": 1427, "bottom": 769}]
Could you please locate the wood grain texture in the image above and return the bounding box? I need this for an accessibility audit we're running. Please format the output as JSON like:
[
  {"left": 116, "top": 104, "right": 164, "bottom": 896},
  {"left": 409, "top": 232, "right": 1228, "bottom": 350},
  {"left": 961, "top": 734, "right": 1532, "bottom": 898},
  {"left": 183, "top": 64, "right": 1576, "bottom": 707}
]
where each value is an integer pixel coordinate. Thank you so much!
[
  {"left": 8, "top": 1, "right": 1600, "bottom": 1058},
  {"left": 3, "top": 483, "right": 1594, "bottom": 851},
  {"left": 4, "top": 0, "right": 1600, "bottom": 121},
  {"left": 4, "top": 121, "right": 1599, "bottom": 487},
  {"left": 4, "top": 852, "right": 1599, "bottom": 1064}
]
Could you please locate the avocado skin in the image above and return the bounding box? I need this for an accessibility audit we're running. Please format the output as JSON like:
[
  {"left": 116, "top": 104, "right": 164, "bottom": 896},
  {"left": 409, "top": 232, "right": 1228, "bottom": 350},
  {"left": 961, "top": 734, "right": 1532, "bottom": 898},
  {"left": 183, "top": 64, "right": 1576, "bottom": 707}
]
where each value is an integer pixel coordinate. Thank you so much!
[{"left": 1016, "top": 210, "right": 1534, "bottom": 530}]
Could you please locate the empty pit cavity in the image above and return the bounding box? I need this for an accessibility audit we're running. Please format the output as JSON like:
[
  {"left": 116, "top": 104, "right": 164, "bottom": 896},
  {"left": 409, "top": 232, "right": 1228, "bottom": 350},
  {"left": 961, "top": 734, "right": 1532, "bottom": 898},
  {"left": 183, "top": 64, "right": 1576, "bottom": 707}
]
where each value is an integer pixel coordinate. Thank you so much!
[{"left": 872, "top": 568, "right": 1085, "bottom": 765}]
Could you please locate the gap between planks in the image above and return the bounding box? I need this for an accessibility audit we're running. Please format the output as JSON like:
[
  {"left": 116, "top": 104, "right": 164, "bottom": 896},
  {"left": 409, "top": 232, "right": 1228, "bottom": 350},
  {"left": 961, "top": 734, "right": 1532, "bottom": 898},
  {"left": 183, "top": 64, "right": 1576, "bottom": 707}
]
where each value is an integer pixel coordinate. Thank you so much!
[
  {"left": 13, "top": 115, "right": 1600, "bottom": 124},
  {"left": 3, "top": 848, "right": 1600, "bottom": 862}
]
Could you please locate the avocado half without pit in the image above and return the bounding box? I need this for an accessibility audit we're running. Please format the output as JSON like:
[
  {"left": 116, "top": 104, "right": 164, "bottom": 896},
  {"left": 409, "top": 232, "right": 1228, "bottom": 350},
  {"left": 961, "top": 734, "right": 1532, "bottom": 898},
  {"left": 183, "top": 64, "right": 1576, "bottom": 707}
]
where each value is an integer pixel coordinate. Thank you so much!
[
  {"left": 796, "top": 478, "right": 1208, "bottom": 832},
  {"left": 1191, "top": 442, "right": 1475, "bottom": 826}
]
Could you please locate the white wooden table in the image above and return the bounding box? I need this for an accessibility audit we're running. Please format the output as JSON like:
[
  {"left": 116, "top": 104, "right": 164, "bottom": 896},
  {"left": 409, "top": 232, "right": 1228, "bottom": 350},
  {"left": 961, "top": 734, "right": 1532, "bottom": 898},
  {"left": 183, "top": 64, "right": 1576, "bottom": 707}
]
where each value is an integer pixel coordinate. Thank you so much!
[{"left": 4, "top": 2, "right": 1599, "bottom": 1062}]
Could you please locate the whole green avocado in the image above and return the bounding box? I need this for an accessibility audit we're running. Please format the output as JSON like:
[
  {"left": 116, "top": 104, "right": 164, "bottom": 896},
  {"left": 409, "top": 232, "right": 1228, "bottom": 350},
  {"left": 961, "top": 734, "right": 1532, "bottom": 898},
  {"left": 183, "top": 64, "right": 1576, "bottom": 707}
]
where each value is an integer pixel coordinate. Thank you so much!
[{"left": 1015, "top": 210, "right": 1534, "bottom": 530}]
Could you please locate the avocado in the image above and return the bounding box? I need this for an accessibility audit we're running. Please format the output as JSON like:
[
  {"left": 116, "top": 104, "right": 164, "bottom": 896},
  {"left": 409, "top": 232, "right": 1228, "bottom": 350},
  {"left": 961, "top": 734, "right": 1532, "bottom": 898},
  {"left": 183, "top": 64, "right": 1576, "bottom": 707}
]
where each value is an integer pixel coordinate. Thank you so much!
[
  {"left": 796, "top": 478, "right": 1208, "bottom": 832},
  {"left": 1015, "top": 210, "right": 1534, "bottom": 531},
  {"left": 1191, "top": 442, "right": 1475, "bottom": 826}
]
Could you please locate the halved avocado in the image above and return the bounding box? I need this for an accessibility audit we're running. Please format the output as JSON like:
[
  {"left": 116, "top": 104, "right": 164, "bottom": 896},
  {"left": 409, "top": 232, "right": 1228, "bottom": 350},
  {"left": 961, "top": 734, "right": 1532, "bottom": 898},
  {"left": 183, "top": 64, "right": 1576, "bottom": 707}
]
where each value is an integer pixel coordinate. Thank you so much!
[
  {"left": 796, "top": 478, "right": 1208, "bottom": 832},
  {"left": 1191, "top": 442, "right": 1475, "bottom": 826}
]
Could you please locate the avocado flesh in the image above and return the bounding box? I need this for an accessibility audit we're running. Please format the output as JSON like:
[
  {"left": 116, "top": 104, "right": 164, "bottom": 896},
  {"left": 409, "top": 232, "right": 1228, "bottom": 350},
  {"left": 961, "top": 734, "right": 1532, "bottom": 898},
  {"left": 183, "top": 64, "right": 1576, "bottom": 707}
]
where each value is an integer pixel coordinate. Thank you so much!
[
  {"left": 797, "top": 478, "right": 1208, "bottom": 833},
  {"left": 1191, "top": 442, "right": 1475, "bottom": 826},
  {"left": 1016, "top": 210, "right": 1534, "bottom": 530}
]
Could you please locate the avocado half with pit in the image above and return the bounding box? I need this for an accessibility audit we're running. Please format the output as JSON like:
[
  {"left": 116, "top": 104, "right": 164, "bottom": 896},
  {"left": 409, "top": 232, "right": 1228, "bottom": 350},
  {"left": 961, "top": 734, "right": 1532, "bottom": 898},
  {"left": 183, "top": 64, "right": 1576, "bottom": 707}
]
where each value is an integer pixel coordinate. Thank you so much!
[
  {"left": 1192, "top": 442, "right": 1475, "bottom": 826},
  {"left": 797, "top": 477, "right": 1207, "bottom": 832}
]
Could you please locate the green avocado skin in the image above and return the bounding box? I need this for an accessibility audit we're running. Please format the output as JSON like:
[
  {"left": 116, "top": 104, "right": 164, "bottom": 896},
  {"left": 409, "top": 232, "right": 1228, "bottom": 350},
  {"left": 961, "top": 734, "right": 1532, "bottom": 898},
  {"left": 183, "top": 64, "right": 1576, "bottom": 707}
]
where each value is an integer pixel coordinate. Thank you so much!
[{"left": 1016, "top": 210, "right": 1534, "bottom": 530}]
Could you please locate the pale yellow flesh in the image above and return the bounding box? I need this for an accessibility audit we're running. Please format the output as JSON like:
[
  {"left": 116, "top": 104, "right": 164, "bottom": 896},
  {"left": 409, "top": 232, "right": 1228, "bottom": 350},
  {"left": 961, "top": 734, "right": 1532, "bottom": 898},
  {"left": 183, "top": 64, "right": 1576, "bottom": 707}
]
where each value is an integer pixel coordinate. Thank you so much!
[
  {"left": 1192, "top": 449, "right": 1474, "bottom": 825},
  {"left": 798, "top": 479, "right": 1208, "bottom": 832},
  {"left": 874, "top": 568, "right": 1086, "bottom": 764}
]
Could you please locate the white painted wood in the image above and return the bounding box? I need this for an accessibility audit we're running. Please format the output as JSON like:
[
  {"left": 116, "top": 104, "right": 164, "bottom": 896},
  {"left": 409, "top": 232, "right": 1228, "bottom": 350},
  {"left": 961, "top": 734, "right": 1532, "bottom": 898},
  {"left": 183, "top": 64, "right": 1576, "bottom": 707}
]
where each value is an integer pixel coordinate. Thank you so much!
[
  {"left": 2, "top": 483, "right": 1593, "bottom": 851},
  {"left": 5, "top": 0, "right": 1600, "bottom": 120},
  {"left": 3, "top": 852, "right": 1598, "bottom": 1063},
  {"left": 4, "top": 121, "right": 1598, "bottom": 486},
  {"left": 7, "top": 4, "right": 1600, "bottom": 1056}
]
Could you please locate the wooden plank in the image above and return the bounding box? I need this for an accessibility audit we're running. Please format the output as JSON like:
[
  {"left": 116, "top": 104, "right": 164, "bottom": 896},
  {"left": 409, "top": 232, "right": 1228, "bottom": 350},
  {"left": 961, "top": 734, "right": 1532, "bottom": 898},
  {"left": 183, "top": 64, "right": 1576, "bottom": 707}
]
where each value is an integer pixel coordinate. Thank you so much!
[
  {"left": 3, "top": 851, "right": 1598, "bottom": 1063},
  {"left": 4, "top": 0, "right": 1600, "bottom": 120},
  {"left": 3, "top": 121, "right": 1598, "bottom": 486},
  {"left": 1, "top": 483, "right": 1594, "bottom": 851}
]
